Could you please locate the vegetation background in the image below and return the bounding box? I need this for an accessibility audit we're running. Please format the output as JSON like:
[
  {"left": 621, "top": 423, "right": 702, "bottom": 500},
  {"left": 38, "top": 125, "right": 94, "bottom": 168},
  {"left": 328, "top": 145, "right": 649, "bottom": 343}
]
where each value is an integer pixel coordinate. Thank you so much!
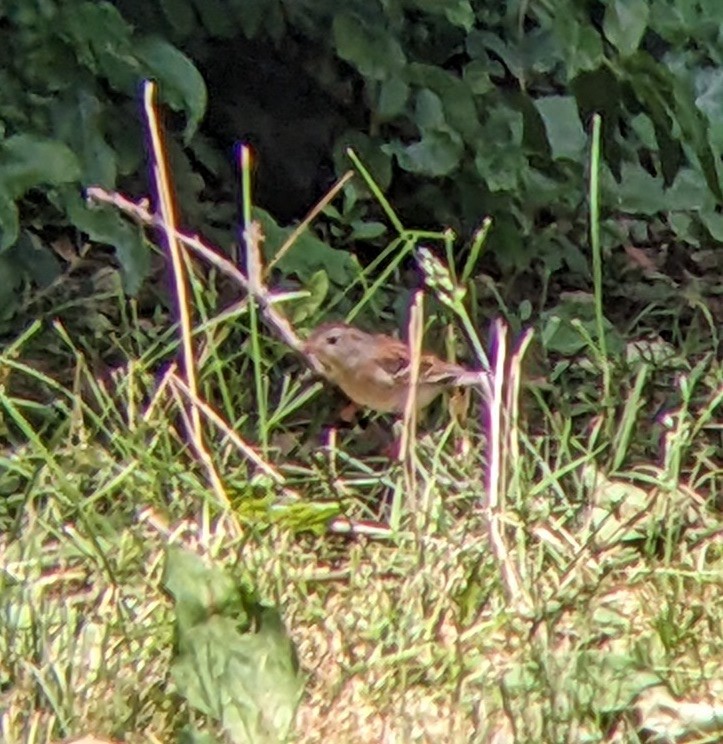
[{"left": 1, "top": 1, "right": 721, "bottom": 742}]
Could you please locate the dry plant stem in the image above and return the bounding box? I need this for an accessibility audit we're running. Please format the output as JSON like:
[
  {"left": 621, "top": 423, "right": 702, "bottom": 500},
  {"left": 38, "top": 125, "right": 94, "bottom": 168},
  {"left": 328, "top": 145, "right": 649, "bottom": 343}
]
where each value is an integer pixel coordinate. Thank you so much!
[
  {"left": 170, "top": 383, "right": 236, "bottom": 530},
  {"left": 266, "top": 170, "right": 354, "bottom": 275},
  {"left": 142, "top": 81, "right": 202, "bottom": 443},
  {"left": 485, "top": 318, "right": 529, "bottom": 611},
  {"left": 398, "top": 290, "right": 424, "bottom": 513},
  {"left": 85, "top": 187, "right": 320, "bottom": 371},
  {"left": 506, "top": 328, "right": 535, "bottom": 495},
  {"left": 169, "top": 374, "right": 296, "bottom": 497}
]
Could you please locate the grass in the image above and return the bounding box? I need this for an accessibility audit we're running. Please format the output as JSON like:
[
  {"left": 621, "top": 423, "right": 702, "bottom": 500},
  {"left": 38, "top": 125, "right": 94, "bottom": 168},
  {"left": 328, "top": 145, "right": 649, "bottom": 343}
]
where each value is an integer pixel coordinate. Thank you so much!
[{"left": 1, "top": 106, "right": 722, "bottom": 743}]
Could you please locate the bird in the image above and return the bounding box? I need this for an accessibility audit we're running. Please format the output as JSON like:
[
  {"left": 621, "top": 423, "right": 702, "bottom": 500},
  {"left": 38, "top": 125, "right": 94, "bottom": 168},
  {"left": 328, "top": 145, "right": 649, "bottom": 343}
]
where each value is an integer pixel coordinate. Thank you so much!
[{"left": 303, "top": 322, "right": 490, "bottom": 414}]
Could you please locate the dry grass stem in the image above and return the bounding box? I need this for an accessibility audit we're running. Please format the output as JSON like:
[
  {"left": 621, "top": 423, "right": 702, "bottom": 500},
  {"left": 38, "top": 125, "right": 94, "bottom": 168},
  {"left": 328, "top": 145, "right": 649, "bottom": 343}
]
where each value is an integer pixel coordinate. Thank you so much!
[{"left": 142, "top": 81, "right": 202, "bottom": 443}]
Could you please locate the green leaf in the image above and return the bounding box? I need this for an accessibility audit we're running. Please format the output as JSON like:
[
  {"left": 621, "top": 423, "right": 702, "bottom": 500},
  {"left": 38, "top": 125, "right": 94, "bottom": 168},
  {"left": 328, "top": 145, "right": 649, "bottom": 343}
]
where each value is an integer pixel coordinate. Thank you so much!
[
  {"left": 378, "top": 77, "right": 409, "bottom": 119},
  {"left": 334, "top": 130, "right": 392, "bottom": 192},
  {"left": 164, "top": 546, "right": 247, "bottom": 632},
  {"left": 58, "top": 2, "right": 140, "bottom": 92},
  {"left": 408, "top": 0, "right": 475, "bottom": 31},
  {"left": 0, "top": 135, "right": 81, "bottom": 198},
  {"left": 135, "top": 36, "right": 207, "bottom": 141},
  {"left": 59, "top": 190, "right": 150, "bottom": 295},
  {"left": 693, "top": 67, "right": 723, "bottom": 150},
  {"left": 0, "top": 190, "right": 20, "bottom": 251},
  {"left": 534, "top": 96, "right": 586, "bottom": 161},
  {"left": 414, "top": 89, "right": 445, "bottom": 131},
  {"left": 607, "top": 162, "right": 665, "bottom": 215},
  {"left": 384, "top": 130, "right": 463, "bottom": 177},
  {"left": 553, "top": 15, "right": 604, "bottom": 76},
  {"left": 603, "top": 0, "right": 650, "bottom": 57},
  {"left": 333, "top": 12, "right": 406, "bottom": 81},
  {"left": 0, "top": 135, "right": 80, "bottom": 249},
  {"left": 7, "top": 230, "right": 62, "bottom": 288},
  {"left": 405, "top": 64, "right": 480, "bottom": 140},
  {"left": 51, "top": 89, "right": 117, "bottom": 187},
  {"left": 463, "top": 61, "right": 493, "bottom": 95},
  {"left": 254, "top": 207, "right": 362, "bottom": 287},
  {"left": 349, "top": 220, "right": 387, "bottom": 240},
  {"left": 159, "top": 0, "right": 195, "bottom": 36},
  {"left": 165, "top": 548, "right": 302, "bottom": 744},
  {"left": 191, "top": 0, "right": 236, "bottom": 38},
  {"left": 290, "top": 269, "right": 329, "bottom": 324}
]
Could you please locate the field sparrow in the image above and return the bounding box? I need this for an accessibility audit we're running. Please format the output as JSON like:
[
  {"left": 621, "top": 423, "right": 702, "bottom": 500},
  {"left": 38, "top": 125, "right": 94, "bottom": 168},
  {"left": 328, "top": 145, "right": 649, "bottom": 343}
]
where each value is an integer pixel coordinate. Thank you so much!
[{"left": 304, "top": 322, "right": 490, "bottom": 413}]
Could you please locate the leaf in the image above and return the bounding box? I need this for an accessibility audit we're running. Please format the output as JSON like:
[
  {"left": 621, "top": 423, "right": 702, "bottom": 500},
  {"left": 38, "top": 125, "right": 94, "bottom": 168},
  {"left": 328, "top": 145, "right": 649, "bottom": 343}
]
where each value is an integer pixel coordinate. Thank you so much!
[
  {"left": 290, "top": 269, "right": 328, "bottom": 324},
  {"left": 0, "top": 135, "right": 81, "bottom": 199},
  {"left": 191, "top": 0, "right": 235, "bottom": 38},
  {"left": 603, "top": 0, "right": 650, "bottom": 57},
  {"left": 159, "top": 0, "right": 195, "bottom": 36},
  {"left": 334, "top": 130, "right": 393, "bottom": 192},
  {"left": 333, "top": 12, "right": 406, "bottom": 81},
  {"left": 135, "top": 36, "right": 207, "bottom": 141},
  {"left": 59, "top": 190, "right": 150, "bottom": 295},
  {"left": 553, "top": 15, "right": 604, "bottom": 75},
  {"left": 693, "top": 67, "right": 723, "bottom": 150},
  {"left": 254, "top": 207, "right": 362, "bottom": 287},
  {"left": 414, "top": 89, "right": 445, "bottom": 130},
  {"left": 6, "top": 230, "right": 62, "bottom": 288},
  {"left": 607, "top": 162, "right": 665, "bottom": 215},
  {"left": 534, "top": 95, "right": 587, "bottom": 161},
  {"left": 165, "top": 548, "right": 302, "bottom": 744},
  {"left": 349, "top": 220, "right": 387, "bottom": 240},
  {"left": 58, "top": 2, "right": 140, "bottom": 92},
  {"left": 407, "top": 0, "right": 475, "bottom": 31},
  {"left": 378, "top": 77, "right": 409, "bottom": 119},
  {"left": 463, "top": 61, "right": 493, "bottom": 95},
  {"left": 405, "top": 63, "right": 480, "bottom": 140},
  {"left": 0, "top": 136, "right": 80, "bottom": 249},
  {"left": 51, "top": 89, "right": 117, "bottom": 187},
  {"left": 384, "top": 130, "right": 463, "bottom": 177}
]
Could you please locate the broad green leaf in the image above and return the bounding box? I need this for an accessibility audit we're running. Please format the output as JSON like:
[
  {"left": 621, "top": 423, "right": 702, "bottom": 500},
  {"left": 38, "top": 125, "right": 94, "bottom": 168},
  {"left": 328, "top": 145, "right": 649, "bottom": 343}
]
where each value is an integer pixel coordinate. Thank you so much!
[
  {"left": 693, "top": 67, "right": 723, "bottom": 150},
  {"left": 254, "top": 207, "right": 362, "bottom": 286},
  {"left": 414, "top": 89, "right": 445, "bottom": 131},
  {"left": 378, "top": 77, "right": 409, "bottom": 119},
  {"left": 0, "top": 135, "right": 80, "bottom": 199},
  {"left": 159, "top": 0, "right": 195, "bottom": 36},
  {"left": 51, "top": 90, "right": 117, "bottom": 187},
  {"left": 136, "top": 36, "right": 207, "bottom": 141},
  {"left": 553, "top": 15, "right": 604, "bottom": 77},
  {"left": 664, "top": 167, "right": 715, "bottom": 211},
  {"left": 191, "top": 0, "right": 234, "bottom": 37},
  {"left": 384, "top": 130, "right": 463, "bottom": 177},
  {"left": 334, "top": 130, "right": 393, "bottom": 191},
  {"left": 165, "top": 548, "right": 302, "bottom": 744},
  {"left": 8, "top": 230, "right": 62, "bottom": 288},
  {"left": 0, "top": 258, "right": 22, "bottom": 326},
  {"left": 58, "top": 2, "right": 140, "bottom": 92},
  {"left": 333, "top": 12, "right": 406, "bottom": 81},
  {"left": 408, "top": 0, "right": 475, "bottom": 31},
  {"left": 463, "top": 61, "right": 493, "bottom": 95},
  {"left": 629, "top": 113, "right": 658, "bottom": 149},
  {"left": 534, "top": 95, "right": 586, "bottom": 161},
  {"left": 349, "top": 220, "right": 387, "bottom": 240},
  {"left": 603, "top": 0, "right": 650, "bottom": 57},
  {"left": 60, "top": 190, "right": 150, "bottom": 295},
  {"left": 608, "top": 162, "right": 665, "bottom": 215},
  {"left": 290, "top": 269, "right": 328, "bottom": 324},
  {"left": 405, "top": 64, "right": 480, "bottom": 140},
  {"left": 164, "top": 546, "right": 247, "bottom": 632},
  {"left": 699, "top": 209, "right": 723, "bottom": 241},
  {"left": 0, "top": 190, "right": 20, "bottom": 251}
]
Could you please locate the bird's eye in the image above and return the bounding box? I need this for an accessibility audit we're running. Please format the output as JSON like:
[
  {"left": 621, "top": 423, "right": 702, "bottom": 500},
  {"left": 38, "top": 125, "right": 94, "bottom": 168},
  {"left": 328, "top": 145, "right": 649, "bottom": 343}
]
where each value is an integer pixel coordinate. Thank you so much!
[{"left": 326, "top": 334, "right": 339, "bottom": 346}]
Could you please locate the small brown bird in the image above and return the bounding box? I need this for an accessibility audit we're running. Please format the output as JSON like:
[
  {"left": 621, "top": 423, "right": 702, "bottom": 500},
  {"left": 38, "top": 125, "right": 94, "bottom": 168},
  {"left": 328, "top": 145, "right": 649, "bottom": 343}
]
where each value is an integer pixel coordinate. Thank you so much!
[{"left": 304, "top": 322, "right": 489, "bottom": 413}]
